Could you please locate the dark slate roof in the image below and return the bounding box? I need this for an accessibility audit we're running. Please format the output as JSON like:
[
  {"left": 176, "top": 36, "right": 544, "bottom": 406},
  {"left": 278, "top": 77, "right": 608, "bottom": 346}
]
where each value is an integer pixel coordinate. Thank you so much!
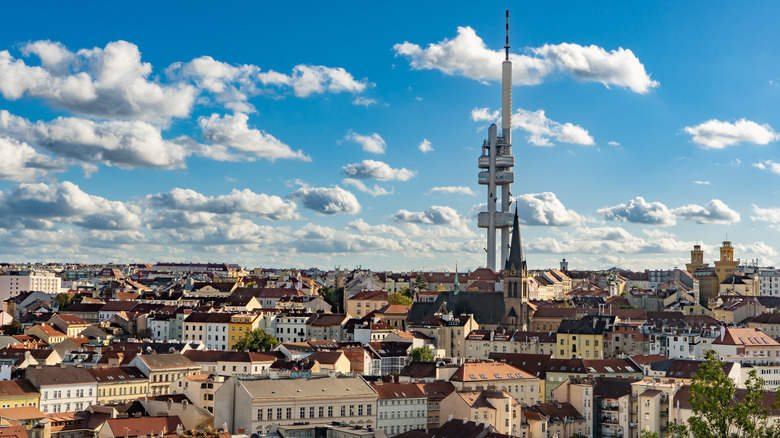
[
  {"left": 593, "top": 376, "right": 639, "bottom": 399},
  {"left": 409, "top": 291, "right": 504, "bottom": 326}
]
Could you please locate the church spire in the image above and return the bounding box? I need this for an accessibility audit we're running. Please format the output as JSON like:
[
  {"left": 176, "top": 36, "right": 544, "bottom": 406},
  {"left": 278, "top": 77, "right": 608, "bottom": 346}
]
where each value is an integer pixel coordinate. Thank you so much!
[
  {"left": 504, "top": 207, "right": 524, "bottom": 272},
  {"left": 453, "top": 261, "right": 460, "bottom": 295}
]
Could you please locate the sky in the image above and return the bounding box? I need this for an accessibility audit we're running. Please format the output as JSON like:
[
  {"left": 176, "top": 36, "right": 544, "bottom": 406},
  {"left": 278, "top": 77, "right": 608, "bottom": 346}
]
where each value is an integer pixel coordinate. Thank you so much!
[{"left": 1, "top": 1, "right": 780, "bottom": 273}]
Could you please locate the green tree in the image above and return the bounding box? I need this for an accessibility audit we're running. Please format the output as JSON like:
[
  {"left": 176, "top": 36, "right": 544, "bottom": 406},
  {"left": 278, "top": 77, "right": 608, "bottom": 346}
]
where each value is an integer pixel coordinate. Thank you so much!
[
  {"left": 410, "top": 347, "right": 434, "bottom": 362},
  {"left": 413, "top": 273, "right": 428, "bottom": 292},
  {"left": 320, "top": 287, "right": 343, "bottom": 313},
  {"left": 233, "top": 329, "right": 280, "bottom": 352},
  {"left": 640, "top": 431, "right": 659, "bottom": 438},
  {"left": 0, "top": 319, "right": 22, "bottom": 335},
  {"left": 54, "top": 293, "right": 82, "bottom": 309},
  {"left": 399, "top": 286, "right": 412, "bottom": 298},
  {"left": 388, "top": 292, "right": 413, "bottom": 306},
  {"left": 669, "top": 350, "right": 779, "bottom": 438}
]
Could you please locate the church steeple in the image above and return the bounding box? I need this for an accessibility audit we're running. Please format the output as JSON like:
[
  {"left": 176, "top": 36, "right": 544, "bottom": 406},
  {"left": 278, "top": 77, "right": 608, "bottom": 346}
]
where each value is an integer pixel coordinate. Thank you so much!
[
  {"left": 453, "top": 262, "right": 460, "bottom": 295},
  {"left": 504, "top": 208, "right": 524, "bottom": 272}
]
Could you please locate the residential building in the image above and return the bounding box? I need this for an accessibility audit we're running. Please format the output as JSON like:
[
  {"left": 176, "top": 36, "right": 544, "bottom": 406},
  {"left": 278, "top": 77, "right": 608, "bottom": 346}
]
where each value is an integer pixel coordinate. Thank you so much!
[
  {"left": 408, "top": 314, "right": 478, "bottom": 358},
  {"left": 128, "top": 353, "right": 201, "bottom": 396},
  {"left": 183, "top": 350, "right": 279, "bottom": 376},
  {"left": 439, "top": 389, "right": 522, "bottom": 435},
  {"left": 465, "top": 330, "right": 556, "bottom": 359},
  {"left": 26, "top": 366, "right": 97, "bottom": 413},
  {"left": 347, "top": 291, "right": 388, "bottom": 318},
  {"left": 88, "top": 366, "right": 149, "bottom": 405},
  {"left": 449, "top": 361, "right": 540, "bottom": 406},
  {"left": 524, "top": 402, "right": 587, "bottom": 438},
  {"left": 0, "top": 380, "right": 40, "bottom": 409},
  {"left": 371, "top": 382, "right": 427, "bottom": 436},
  {"left": 275, "top": 312, "right": 311, "bottom": 343},
  {"left": 0, "top": 270, "right": 61, "bottom": 303},
  {"left": 24, "top": 324, "right": 67, "bottom": 345},
  {"left": 215, "top": 375, "right": 378, "bottom": 434},
  {"left": 173, "top": 373, "right": 226, "bottom": 414},
  {"left": 306, "top": 313, "right": 350, "bottom": 341},
  {"left": 415, "top": 381, "right": 456, "bottom": 428},
  {"left": 556, "top": 316, "right": 612, "bottom": 359},
  {"left": 228, "top": 313, "right": 262, "bottom": 350},
  {"left": 49, "top": 314, "right": 91, "bottom": 338},
  {"left": 710, "top": 327, "right": 780, "bottom": 365}
]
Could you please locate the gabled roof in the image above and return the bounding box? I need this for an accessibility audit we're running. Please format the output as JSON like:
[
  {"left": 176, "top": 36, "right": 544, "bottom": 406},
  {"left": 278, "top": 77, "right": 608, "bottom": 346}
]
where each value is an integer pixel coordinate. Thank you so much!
[
  {"left": 349, "top": 290, "right": 388, "bottom": 301},
  {"left": 450, "top": 361, "right": 536, "bottom": 382},
  {"left": 371, "top": 382, "right": 426, "bottom": 399},
  {"left": 712, "top": 327, "right": 779, "bottom": 346},
  {"left": 135, "top": 353, "right": 199, "bottom": 370},
  {"left": 26, "top": 366, "right": 96, "bottom": 386},
  {"left": 105, "top": 416, "right": 183, "bottom": 437},
  {"left": 525, "top": 402, "right": 584, "bottom": 423}
]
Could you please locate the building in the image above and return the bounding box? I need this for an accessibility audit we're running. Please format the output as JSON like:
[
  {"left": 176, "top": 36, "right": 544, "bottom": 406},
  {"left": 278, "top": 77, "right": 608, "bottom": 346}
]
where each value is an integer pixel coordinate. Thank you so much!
[
  {"left": 465, "top": 330, "right": 557, "bottom": 359},
  {"left": 449, "top": 361, "right": 540, "bottom": 406},
  {"left": 215, "top": 375, "right": 378, "bottom": 434},
  {"left": 347, "top": 291, "right": 388, "bottom": 318},
  {"left": 26, "top": 365, "right": 98, "bottom": 413},
  {"left": 439, "top": 389, "right": 521, "bottom": 435},
  {"left": 371, "top": 382, "right": 427, "bottom": 436},
  {"left": 0, "top": 379, "right": 40, "bottom": 409},
  {"left": 228, "top": 313, "right": 262, "bottom": 350},
  {"left": 710, "top": 327, "right": 780, "bottom": 365},
  {"left": 556, "top": 316, "right": 612, "bottom": 359},
  {"left": 128, "top": 353, "right": 201, "bottom": 396},
  {"left": 88, "top": 366, "right": 149, "bottom": 405},
  {"left": 49, "top": 314, "right": 91, "bottom": 338},
  {"left": 0, "top": 270, "right": 61, "bottom": 303}
]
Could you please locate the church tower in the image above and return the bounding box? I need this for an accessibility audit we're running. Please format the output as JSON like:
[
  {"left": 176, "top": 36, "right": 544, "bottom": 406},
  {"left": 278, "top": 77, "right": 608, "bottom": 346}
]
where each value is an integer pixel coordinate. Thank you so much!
[{"left": 503, "top": 208, "right": 528, "bottom": 330}]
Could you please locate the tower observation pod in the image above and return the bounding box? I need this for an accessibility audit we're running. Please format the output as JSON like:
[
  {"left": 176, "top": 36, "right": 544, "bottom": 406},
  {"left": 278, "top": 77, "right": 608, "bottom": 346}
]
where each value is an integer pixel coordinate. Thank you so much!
[{"left": 477, "top": 10, "right": 515, "bottom": 271}]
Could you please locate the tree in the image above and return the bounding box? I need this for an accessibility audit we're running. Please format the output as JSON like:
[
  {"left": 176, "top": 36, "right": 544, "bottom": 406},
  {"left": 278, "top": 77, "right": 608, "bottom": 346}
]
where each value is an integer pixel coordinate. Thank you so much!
[
  {"left": 388, "top": 292, "right": 412, "bottom": 306},
  {"left": 233, "top": 329, "right": 279, "bottom": 352},
  {"left": 413, "top": 273, "right": 428, "bottom": 292},
  {"left": 54, "top": 292, "right": 82, "bottom": 309},
  {"left": 320, "top": 287, "right": 343, "bottom": 313},
  {"left": 399, "top": 286, "right": 412, "bottom": 298},
  {"left": 0, "top": 319, "right": 22, "bottom": 335},
  {"left": 669, "top": 350, "right": 779, "bottom": 438},
  {"left": 410, "top": 347, "right": 434, "bottom": 362}
]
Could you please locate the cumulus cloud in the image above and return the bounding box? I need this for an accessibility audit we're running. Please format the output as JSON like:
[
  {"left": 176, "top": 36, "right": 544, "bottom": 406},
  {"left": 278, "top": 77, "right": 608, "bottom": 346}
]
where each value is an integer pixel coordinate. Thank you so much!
[
  {"left": 198, "top": 113, "right": 310, "bottom": 161},
  {"left": 736, "top": 241, "right": 778, "bottom": 258},
  {"left": 526, "top": 226, "right": 691, "bottom": 255},
  {"left": 0, "top": 136, "right": 68, "bottom": 181},
  {"left": 515, "top": 192, "right": 584, "bottom": 226},
  {"left": 161, "top": 214, "right": 280, "bottom": 245},
  {"left": 168, "top": 56, "right": 369, "bottom": 109},
  {"left": 146, "top": 187, "right": 299, "bottom": 220},
  {"left": 693, "top": 180, "right": 711, "bottom": 185},
  {"left": 0, "top": 181, "right": 141, "bottom": 230},
  {"left": 684, "top": 119, "right": 779, "bottom": 149},
  {"left": 607, "top": 141, "right": 620, "bottom": 146},
  {"left": 598, "top": 197, "right": 676, "bottom": 226},
  {"left": 257, "top": 64, "right": 368, "bottom": 98},
  {"left": 341, "top": 159, "right": 416, "bottom": 181},
  {"left": 393, "top": 27, "right": 657, "bottom": 93},
  {"left": 418, "top": 139, "right": 433, "bottom": 153},
  {"left": 343, "top": 131, "right": 386, "bottom": 154},
  {"left": 754, "top": 160, "right": 780, "bottom": 175},
  {"left": 341, "top": 178, "right": 393, "bottom": 197},
  {"left": 672, "top": 199, "right": 740, "bottom": 224},
  {"left": 471, "top": 107, "right": 500, "bottom": 122},
  {"left": 288, "top": 182, "right": 360, "bottom": 215},
  {"left": 751, "top": 205, "right": 780, "bottom": 223},
  {"left": 392, "top": 205, "right": 466, "bottom": 228},
  {"left": 430, "top": 186, "right": 476, "bottom": 196},
  {"left": 0, "top": 110, "right": 193, "bottom": 169},
  {"left": 292, "top": 223, "right": 403, "bottom": 254},
  {"left": 514, "top": 108, "right": 594, "bottom": 146},
  {"left": 0, "top": 40, "right": 197, "bottom": 122}
]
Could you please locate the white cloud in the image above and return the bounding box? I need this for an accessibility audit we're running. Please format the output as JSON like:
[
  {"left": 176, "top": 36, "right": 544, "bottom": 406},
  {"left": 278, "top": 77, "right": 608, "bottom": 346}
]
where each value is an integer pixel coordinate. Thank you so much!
[
  {"left": 0, "top": 110, "right": 193, "bottom": 169},
  {"left": 392, "top": 205, "right": 467, "bottom": 228},
  {"left": 418, "top": 138, "right": 433, "bottom": 153},
  {"left": 292, "top": 223, "right": 403, "bottom": 254},
  {"left": 471, "top": 107, "right": 500, "bottom": 122},
  {"left": 162, "top": 214, "right": 280, "bottom": 245},
  {"left": 598, "top": 197, "right": 676, "bottom": 226},
  {"left": 672, "top": 199, "right": 740, "bottom": 224},
  {"left": 430, "top": 186, "right": 476, "bottom": 196},
  {"left": 393, "top": 27, "right": 657, "bottom": 93},
  {"left": 0, "top": 181, "right": 141, "bottom": 230},
  {"left": 514, "top": 108, "right": 595, "bottom": 146},
  {"left": 146, "top": 187, "right": 299, "bottom": 220},
  {"left": 684, "top": 119, "right": 779, "bottom": 149},
  {"left": 533, "top": 43, "right": 659, "bottom": 94},
  {"left": 198, "top": 113, "right": 310, "bottom": 161},
  {"left": 526, "top": 226, "right": 691, "bottom": 255},
  {"left": 341, "top": 159, "right": 416, "bottom": 181},
  {"left": 607, "top": 141, "right": 620, "bottom": 146},
  {"left": 341, "top": 178, "right": 393, "bottom": 197},
  {"left": 0, "top": 40, "right": 197, "bottom": 122},
  {"left": 288, "top": 183, "right": 361, "bottom": 215},
  {"left": 352, "top": 97, "right": 377, "bottom": 107},
  {"left": 736, "top": 241, "right": 778, "bottom": 258},
  {"left": 693, "top": 180, "right": 711, "bottom": 185},
  {"left": 258, "top": 64, "right": 368, "bottom": 98},
  {"left": 515, "top": 192, "right": 584, "bottom": 226},
  {"left": 343, "top": 131, "right": 386, "bottom": 154},
  {"left": 754, "top": 160, "right": 780, "bottom": 175},
  {"left": 751, "top": 205, "right": 780, "bottom": 223},
  {"left": 0, "top": 136, "right": 68, "bottom": 181}
]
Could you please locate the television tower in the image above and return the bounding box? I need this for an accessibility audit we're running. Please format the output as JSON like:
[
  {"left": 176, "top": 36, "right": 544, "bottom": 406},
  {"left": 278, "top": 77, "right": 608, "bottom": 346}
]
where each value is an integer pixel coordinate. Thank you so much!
[{"left": 477, "top": 10, "right": 514, "bottom": 271}]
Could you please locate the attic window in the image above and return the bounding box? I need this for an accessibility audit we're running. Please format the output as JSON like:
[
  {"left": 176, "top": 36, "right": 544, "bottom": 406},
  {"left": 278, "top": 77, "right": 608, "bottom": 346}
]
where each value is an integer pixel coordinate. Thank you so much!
[
  {"left": 494, "top": 374, "right": 502, "bottom": 378},
  {"left": 479, "top": 374, "right": 487, "bottom": 379},
  {"left": 469, "top": 374, "right": 478, "bottom": 379}
]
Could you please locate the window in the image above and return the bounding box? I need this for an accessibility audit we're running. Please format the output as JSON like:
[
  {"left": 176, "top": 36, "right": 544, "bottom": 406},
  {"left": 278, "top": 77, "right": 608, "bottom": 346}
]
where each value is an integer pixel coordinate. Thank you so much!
[
  {"left": 257, "top": 410, "right": 263, "bottom": 420},
  {"left": 341, "top": 406, "right": 346, "bottom": 416},
  {"left": 301, "top": 407, "right": 306, "bottom": 418},
  {"left": 310, "top": 406, "right": 315, "bottom": 418},
  {"left": 277, "top": 408, "right": 283, "bottom": 420},
  {"left": 327, "top": 406, "right": 333, "bottom": 417}
]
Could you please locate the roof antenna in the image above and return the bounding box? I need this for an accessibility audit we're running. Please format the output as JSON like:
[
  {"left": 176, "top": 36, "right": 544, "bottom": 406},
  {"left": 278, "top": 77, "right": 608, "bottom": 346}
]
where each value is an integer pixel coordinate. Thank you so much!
[{"left": 505, "top": 10, "right": 510, "bottom": 61}]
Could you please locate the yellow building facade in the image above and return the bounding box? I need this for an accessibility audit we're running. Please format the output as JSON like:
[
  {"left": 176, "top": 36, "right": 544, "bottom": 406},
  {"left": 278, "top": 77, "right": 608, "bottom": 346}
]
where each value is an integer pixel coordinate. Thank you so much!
[{"left": 229, "top": 313, "right": 261, "bottom": 350}]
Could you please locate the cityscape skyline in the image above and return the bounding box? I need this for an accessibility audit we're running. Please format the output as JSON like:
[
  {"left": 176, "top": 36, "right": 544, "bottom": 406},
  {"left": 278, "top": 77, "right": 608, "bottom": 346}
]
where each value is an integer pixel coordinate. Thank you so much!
[{"left": 2, "top": 2, "right": 780, "bottom": 271}]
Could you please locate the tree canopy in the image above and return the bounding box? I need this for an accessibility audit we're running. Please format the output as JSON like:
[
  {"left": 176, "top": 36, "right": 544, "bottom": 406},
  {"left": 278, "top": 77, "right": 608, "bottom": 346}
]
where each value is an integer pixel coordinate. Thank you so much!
[
  {"left": 54, "top": 292, "right": 82, "bottom": 309},
  {"left": 233, "top": 329, "right": 280, "bottom": 352},
  {"left": 388, "top": 292, "right": 413, "bottom": 306},
  {"left": 410, "top": 347, "right": 435, "bottom": 362},
  {"left": 669, "top": 350, "right": 779, "bottom": 438},
  {"left": 413, "top": 273, "right": 428, "bottom": 292}
]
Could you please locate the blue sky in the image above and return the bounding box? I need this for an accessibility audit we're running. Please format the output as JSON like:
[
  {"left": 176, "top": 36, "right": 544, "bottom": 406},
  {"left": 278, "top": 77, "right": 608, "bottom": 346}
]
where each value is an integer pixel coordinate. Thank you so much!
[{"left": 1, "top": 1, "right": 780, "bottom": 272}]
